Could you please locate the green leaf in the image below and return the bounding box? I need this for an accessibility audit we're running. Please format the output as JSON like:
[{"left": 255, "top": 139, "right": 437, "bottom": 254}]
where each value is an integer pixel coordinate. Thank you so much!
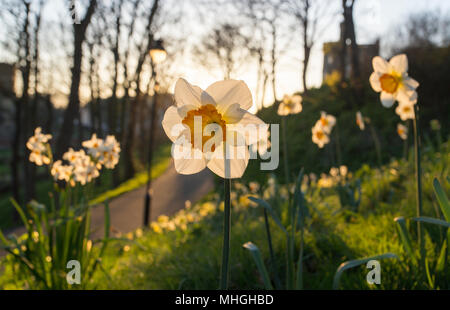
[
  {"left": 9, "top": 198, "right": 31, "bottom": 231},
  {"left": 394, "top": 217, "right": 417, "bottom": 263},
  {"left": 424, "top": 257, "right": 434, "bottom": 289},
  {"left": 248, "top": 197, "right": 287, "bottom": 234},
  {"left": 435, "top": 239, "right": 447, "bottom": 273},
  {"left": 433, "top": 178, "right": 450, "bottom": 222},
  {"left": 333, "top": 253, "right": 398, "bottom": 290},
  {"left": 412, "top": 216, "right": 450, "bottom": 228},
  {"left": 243, "top": 242, "right": 273, "bottom": 290}
]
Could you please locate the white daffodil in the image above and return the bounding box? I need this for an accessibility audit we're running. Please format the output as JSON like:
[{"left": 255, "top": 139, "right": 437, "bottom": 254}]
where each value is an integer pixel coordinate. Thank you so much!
[
  {"left": 317, "top": 111, "right": 336, "bottom": 134},
  {"left": 397, "top": 123, "right": 408, "bottom": 140},
  {"left": 82, "top": 134, "right": 103, "bottom": 158},
  {"left": 339, "top": 165, "right": 348, "bottom": 177},
  {"left": 72, "top": 155, "right": 100, "bottom": 185},
  {"left": 51, "top": 160, "right": 74, "bottom": 184},
  {"left": 312, "top": 122, "right": 330, "bottom": 148},
  {"left": 98, "top": 135, "right": 121, "bottom": 169},
  {"left": 27, "top": 127, "right": 52, "bottom": 166},
  {"left": 63, "top": 148, "right": 100, "bottom": 185},
  {"left": 248, "top": 181, "right": 260, "bottom": 194},
  {"left": 63, "top": 148, "right": 87, "bottom": 165},
  {"left": 369, "top": 54, "right": 419, "bottom": 108},
  {"left": 277, "top": 94, "right": 303, "bottom": 116},
  {"left": 162, "top": 78, "right": 266, "bottom": 179},
  {"left": 356, "top": 111, "right": 365, "bottom": 130},
  {"left": 29, "top": 149, "right": 51, "bottom": 166},
  {"left": 329, "top": 167, "right": 339, "bottom": 177},
  {"left": 395, "top": 101, "right": 415, "bottom": 121}
]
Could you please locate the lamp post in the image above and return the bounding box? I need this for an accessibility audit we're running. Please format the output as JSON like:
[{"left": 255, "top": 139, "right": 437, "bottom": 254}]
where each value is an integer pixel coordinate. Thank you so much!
[{"left": 143, "top": 39, "right": 167, "bottom": 227}]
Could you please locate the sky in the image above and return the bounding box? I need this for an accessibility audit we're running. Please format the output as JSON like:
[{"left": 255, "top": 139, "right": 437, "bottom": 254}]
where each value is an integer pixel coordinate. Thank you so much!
[
  {"left": 166, "top": 0, "right": 450, "bottom": 110},
  {"left": 2, "top": 0, "right": 449, "bottom": 111}
]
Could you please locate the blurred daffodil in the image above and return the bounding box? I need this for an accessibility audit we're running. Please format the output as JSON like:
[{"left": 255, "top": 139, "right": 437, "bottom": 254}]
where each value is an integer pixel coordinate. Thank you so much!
[
  {"left": 98, "top": 135, "right": 121, "bottom": 169},
  {"left": 356, "top": 111, "right": 365, "bottom": 130},
  {"left": 27, "top": 127, "right": 52, "bottom": 166},
  {"left": 397, "top": 123, "right": 408, "bottom": 140},
  {"left": 312, "top": 122, "right": 330, "bottom": 148},
  {"left": 162, "top": 78, "right": 266, "bottom": 179},
  {"left": 369, "top": 54, "right": 419, "bottom": 107},
  {"left": 277, "top": 94, "right": 302, "bottom": 116},
  {"left": 395, "top": 101, "right": 415, "bottom": 121},
  {"left": 82, "top": 133, "right": 103, "bottom": 158},
  {"left": 248, "top": 181, "right": 260, "bottom": 193},
  {"left": 51, "top": 160, "right": 74, "bottom": 185},
  {"left": 339, "top": 165, "right": 348, "bottom": 177},
  {"left": 318, "top": 111, "right": 336, "bottom": 134}
]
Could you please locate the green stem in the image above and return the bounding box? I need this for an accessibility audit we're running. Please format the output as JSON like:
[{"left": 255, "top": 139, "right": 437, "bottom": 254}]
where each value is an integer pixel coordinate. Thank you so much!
[
  {"left": 296, "top": 225, "right": 304, "bottom": 289},
  {"left": 286, "top": 234, "right": 294, "bottom": 289},
  {"left": 369, "top": 122, "right": 382, "bottom": 167},
  {"left": 413, "top": 105, "right": 425, "bottom": 265},
  {"left": 220, "top": 178, "right": 231, "bottom": 290},
  {"left": 263, "top": 208, "right": 281, "bottom": 289},
  {"left": 282, "top": 117, "right": 290, "bottom": 184},
  {"left": 334, "top": 122, "right": 342, "bottom": 166}
]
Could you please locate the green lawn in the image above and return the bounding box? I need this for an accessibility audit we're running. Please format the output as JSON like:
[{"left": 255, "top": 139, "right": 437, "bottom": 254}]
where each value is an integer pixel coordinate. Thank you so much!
[{"left": 15, "top": 139, "right": 443, "bottom": 290}]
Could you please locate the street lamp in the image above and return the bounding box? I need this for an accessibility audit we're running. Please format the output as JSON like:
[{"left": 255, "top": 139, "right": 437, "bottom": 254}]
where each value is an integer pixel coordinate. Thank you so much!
[{"left": 143, "top": 39, "right": 167, "bottom": 227}]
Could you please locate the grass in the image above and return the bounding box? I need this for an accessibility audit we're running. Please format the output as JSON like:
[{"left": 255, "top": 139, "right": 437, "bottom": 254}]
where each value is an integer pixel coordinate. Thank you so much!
[
  {"left": 89, "top": 144, "right": 172, "bottom": 205},
  {"left": 1, "top": 139, "right": 441, "bottom": 289}
]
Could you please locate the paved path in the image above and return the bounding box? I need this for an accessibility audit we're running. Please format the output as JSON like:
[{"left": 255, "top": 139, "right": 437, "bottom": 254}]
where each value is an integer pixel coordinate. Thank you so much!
[
  {"left": 90, "top": 163, "right": 214, "bottom": 238},
  {"left": 2, "top": 163, "right": 215, "bottom": 243}
]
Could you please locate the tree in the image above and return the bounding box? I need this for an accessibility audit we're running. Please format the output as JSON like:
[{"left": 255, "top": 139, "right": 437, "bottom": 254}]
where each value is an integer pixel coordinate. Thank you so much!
[
  {"left": 340, "top": 0, "right": 360, "bottom": 83},
  {"left": 285, "top": 0, "right": 337, "bottom": 93},
  {"left": 192, "top": 23, "right": 251, "bottom": 80},
  {"left": 122, "top": 0, "right": 159, "bottom": 179},
  {"left": 55, "top": 0, "right": 97, "bottom": 158}
]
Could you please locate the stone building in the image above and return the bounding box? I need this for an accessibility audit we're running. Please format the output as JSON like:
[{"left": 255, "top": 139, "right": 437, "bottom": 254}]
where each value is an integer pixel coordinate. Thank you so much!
[{"left": 322, "top": 24, "right": 379, "bottom": 85}]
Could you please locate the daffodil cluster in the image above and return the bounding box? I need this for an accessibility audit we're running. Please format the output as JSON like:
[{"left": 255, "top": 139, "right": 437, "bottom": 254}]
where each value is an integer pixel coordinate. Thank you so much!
[
  {"left": 312, "top": 111, "right": 336, "bottom": 148},
  {"left": 277, "top": 94, "right": 303, "bottom": 116},
  {"left": 150, "top": 200, "right": 218, "bottom": 234},
  {"left": 83, "top": 134, "right": 121, "bottom": 169},
  {"left": 26, "top": 127, "right": 52, "bottom": 166},
  {"left": 26, "top": 128, "right": 120, "bottom": 187}
]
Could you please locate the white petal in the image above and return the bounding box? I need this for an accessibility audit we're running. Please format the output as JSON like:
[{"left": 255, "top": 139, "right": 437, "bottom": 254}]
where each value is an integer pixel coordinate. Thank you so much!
[
  {"left": 174, "top": 78, "right": 202, "bottom": 108},
  {"left": 380, "top": 91, "right": 395, "bottom": 108},
  {"left": 172, "top": 145, "right": 207, "bottom": 175},
  {"left": 222, "top": 103, "right": 246, "bottom": 123},
  {"left": 277, "top": 103, "right": 289, "bottom": 116},
  {"left": 369, "top": 72, "right": 382, "bottom": 92},
  {"left": 228, "top": 112, "right": 268, "bottom": 146},
  {"left": 177, "top": 104, "right": 198, "bottom": 119},
  {"left": 207, "top": 142, "right": 249, "bottom": 179},
  {"left": 205, "top": 80, "right": 253, "bottom": 114},
  {"left": 162, "top": 106, "right": 183, "bottom": 142},
  {"left": 389, "top": 54, "right": 408, "bottom": 73},
  {"left": 396, "top": 88, "right": 417, "bottom": 105},
  {"left": 292, "top": 95, "right": 302, "bottom": 105},
  {"left": 403, "top": 76, "right": 419, "bottom": 91},
  {"left": 201, "top": 90, "right": 217, "bottom": 106},
  {"left": 372, "top": 56, "right": 388, "bottom": 73},
  {"left": 235, "top": 111, "right": 266, "bottom": 127}
]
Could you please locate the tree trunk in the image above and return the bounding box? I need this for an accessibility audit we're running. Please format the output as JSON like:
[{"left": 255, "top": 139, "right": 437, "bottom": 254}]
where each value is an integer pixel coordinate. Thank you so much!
[
  {"left": 301, "top": 0, "right": 310, "bottom": 94},
  {"left": 270, "top": 24, "right": 277, "bottom": 101},
  {"left": 56, "top": 0, "right": 97, "bottom": 158},
  {"left": 122, "top": 0, "right": 159, "bottom": 179},
  {"left": 22, "top": 1, "right": 34, "bottom": 202}
]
